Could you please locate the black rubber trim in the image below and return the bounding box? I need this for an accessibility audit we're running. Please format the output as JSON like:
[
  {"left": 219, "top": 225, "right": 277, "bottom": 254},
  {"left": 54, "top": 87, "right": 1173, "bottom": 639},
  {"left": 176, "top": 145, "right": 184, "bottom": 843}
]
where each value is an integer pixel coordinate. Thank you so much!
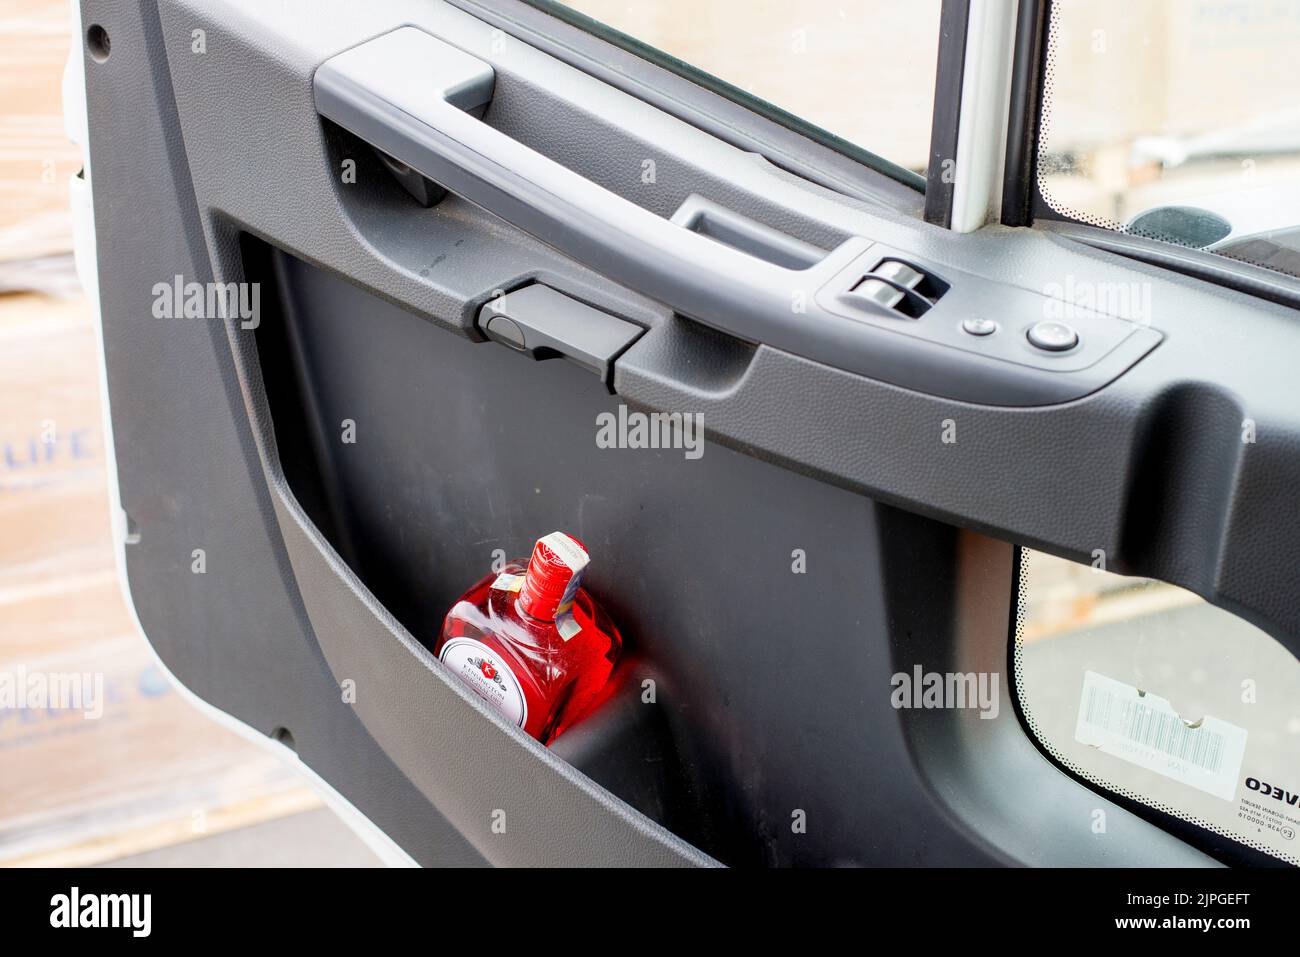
[
  {"left": 923, "top": 0, "right": 971, "bottom": 227},
  {"left": 514, "top": 0, "right": 924, "bottom": 191},
  {"left": 1000, "top": 0, "right": 1050, "bottom": 227},
  {"left": 1047, "top": 221, "right": 1300, "bottom": 314}
]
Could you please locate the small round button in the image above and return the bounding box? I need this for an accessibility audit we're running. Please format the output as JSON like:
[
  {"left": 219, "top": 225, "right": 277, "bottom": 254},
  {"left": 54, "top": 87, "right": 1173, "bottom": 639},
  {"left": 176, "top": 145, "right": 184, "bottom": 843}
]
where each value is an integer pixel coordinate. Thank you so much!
[
  {"left": 962, "top": 317, "right": 998, "bottom": 337},
  {"left": 1027, "top": 320, "right": 1079, "bottom": 352}
]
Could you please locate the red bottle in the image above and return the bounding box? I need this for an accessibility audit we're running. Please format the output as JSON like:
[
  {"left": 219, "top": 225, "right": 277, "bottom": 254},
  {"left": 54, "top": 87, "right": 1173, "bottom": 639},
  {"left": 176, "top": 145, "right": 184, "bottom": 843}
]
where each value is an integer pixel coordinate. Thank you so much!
[{"left": 434, "top": 532, "right": 622, "bottom": 744}]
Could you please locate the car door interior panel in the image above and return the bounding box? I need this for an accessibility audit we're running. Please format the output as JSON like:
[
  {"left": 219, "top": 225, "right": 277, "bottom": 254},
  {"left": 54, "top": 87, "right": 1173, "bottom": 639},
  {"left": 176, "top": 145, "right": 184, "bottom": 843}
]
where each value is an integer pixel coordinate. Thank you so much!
[{"left": 81, "top": 0, "right": 1300, "bottom": 866}]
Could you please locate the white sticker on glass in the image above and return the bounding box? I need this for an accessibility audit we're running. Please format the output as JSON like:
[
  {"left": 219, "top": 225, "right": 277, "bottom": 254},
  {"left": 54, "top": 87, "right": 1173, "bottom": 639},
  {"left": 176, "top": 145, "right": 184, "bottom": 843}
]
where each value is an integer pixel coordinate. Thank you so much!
[{"left": 1074, "top": 670, "right": 1247, "bottom": 801}]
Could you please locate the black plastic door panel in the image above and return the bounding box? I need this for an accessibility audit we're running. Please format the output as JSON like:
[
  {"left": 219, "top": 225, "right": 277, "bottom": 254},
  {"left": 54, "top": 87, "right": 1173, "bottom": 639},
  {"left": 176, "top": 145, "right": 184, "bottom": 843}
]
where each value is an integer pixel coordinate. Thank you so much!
[{"left": 81, "top": 0, "right": 1300, "bottom": 866}]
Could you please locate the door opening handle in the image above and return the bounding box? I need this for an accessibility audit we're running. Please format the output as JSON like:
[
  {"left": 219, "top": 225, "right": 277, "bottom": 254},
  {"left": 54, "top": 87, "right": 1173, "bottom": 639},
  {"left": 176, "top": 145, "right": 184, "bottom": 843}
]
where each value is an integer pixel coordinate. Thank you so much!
[{"left": 478, "top": 284, "right": 643, "bottom": 389}]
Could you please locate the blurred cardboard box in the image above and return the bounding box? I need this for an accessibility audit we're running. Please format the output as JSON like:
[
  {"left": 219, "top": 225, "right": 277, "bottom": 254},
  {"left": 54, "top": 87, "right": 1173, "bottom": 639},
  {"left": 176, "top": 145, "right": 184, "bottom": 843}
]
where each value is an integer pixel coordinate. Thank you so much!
[
  {"left": 0, "top": 1, "right": 323, "bottom": 867},
  {"left": 0, "top": 0, "right": 82, "bottom": 266}
]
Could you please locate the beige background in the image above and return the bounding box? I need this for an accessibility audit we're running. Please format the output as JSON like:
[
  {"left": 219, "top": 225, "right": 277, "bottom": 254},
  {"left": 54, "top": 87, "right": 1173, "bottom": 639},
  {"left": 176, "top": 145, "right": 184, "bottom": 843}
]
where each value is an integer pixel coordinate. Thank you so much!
[{"left": 0, "top": 0, "right": 379, "bottom": 867}]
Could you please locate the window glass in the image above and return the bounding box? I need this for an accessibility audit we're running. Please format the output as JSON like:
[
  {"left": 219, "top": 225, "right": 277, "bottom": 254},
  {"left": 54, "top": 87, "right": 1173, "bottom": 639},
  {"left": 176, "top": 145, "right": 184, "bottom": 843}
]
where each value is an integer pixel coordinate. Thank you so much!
[
  {"left": 1038, "top": 0, "right": 1300, "bottom": 277},
  {"left": 530, "top": 0, "right": 942, "bottom": 185},
  {"left": 1015, "top": 548, "right": 1300, "bottom": 865}
]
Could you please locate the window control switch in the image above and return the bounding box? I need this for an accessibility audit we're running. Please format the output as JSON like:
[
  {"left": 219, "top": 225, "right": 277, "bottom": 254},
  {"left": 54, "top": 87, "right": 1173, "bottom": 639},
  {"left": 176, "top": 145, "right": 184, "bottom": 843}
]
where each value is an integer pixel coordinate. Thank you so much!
[
  {"left": 874, "top": 259, "right": 926, "bottom": 291},
  {"left": 848, "top": 276, "right": 928, "bottom": 319},
  {"left": 869, "top": 257, "right": 949, "bottom": 305},
  {"left": 850, "top": 277, "right": 906, "bottom": 311}
]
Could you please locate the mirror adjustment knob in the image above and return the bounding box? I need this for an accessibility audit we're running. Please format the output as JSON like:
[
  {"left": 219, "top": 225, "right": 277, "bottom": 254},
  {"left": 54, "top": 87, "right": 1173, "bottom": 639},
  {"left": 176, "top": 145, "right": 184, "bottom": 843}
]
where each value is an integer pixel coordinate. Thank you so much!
[{"left": 1027, "top": 320, "right": 1079, "bottom": 352}]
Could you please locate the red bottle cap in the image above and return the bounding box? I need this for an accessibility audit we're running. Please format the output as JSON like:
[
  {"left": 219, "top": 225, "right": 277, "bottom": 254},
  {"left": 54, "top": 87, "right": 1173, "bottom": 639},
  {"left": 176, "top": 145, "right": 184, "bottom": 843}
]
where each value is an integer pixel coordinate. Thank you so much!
[{"left": 516, "top": 532, "right": 589, "bottom": 621}]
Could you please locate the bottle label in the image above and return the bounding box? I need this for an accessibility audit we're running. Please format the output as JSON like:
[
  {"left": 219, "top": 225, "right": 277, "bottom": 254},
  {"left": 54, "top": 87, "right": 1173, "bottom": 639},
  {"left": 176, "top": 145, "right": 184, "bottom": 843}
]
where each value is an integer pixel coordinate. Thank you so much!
[
  {"left": 536, "top": 532, "right": 588, "bottom": 615},
  {"left": 438, "top": 637, "right": 528, "bottom": 728},
  {"left": 490, "top": 572, "right": 523, "bottom": 592},
  {"left": 555, "top": 612, "right": 582, "bottom": 642}
]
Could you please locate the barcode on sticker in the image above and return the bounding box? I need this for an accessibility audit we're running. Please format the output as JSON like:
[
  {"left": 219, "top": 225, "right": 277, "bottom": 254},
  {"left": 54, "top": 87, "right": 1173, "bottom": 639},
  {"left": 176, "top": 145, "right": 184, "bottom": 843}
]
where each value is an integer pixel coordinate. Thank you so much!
[
  {"left": 1074, "top": 671, "right": 1247, "bottom": 801},
  {"left": 1082, "top": 684, "right": 1226, "bottom": 771}
]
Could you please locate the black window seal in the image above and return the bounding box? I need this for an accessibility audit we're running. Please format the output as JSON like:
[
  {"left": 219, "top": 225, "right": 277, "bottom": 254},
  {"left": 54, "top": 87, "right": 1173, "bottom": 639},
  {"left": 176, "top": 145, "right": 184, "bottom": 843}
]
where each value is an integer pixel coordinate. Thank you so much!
[
  {"left": 1043, "top": 220, "right": 1300, "bottom": 314},
  {"left": 999, "top": 0, "right": 1051, "bottom": 227},
  {"left": 922, "top": 0, "right": 971, "bottom": 227},
  {"left": 442, "top": 0, "right": 930, "bottom": 212},
  {"left": 510, "top": 0, "right": 927, "bottom": 191}
]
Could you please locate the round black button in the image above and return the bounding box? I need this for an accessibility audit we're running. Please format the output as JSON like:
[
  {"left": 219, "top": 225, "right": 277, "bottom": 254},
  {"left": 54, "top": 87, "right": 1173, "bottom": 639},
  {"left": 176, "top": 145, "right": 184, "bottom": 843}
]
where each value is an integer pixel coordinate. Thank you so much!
[{"left": 1027, "top": 320, "right": 1079, "bottom": 352}]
